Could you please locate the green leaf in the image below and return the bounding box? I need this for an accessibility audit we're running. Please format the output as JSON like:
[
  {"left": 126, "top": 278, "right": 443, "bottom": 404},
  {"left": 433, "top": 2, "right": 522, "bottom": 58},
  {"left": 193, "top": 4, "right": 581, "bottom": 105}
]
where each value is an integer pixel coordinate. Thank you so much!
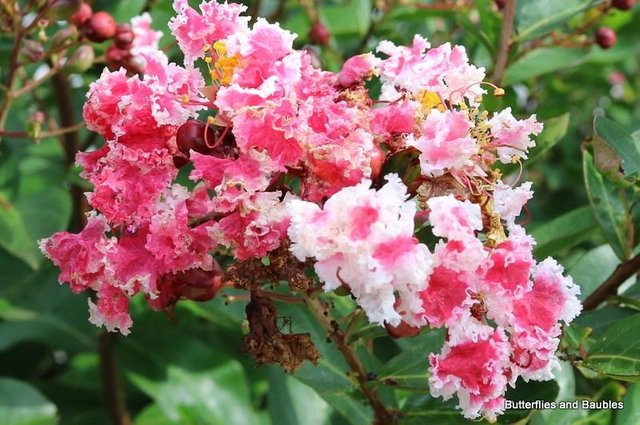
[
  {"left": 514, "top": 0, "right": 601, "bottom": 42},
  {"left": 377, "top": 330, "right": 443, "bottom": 390},
  {"left": 267, "top": 367, "right": 331, "bottom": 425},
  {"left": 582, "top": 313, "right": 640, "bottom": 381},
  {"left": 129, "top": 363, "right": 255, "bottom": 425},
  {"left": 0, "top": 195, "right": 40, "bottom": 269},
  {"left": 527, "top": 113, "right": 570, "bottom": 164},
  {"left": 273, "top": 301, "right": 374, "bottom": 424},
  {"left": 504, "top": 47, "right": 588, "bottom": 85},
  {"left": 0, "top": 378, "right": 58, "bottom": 425},
  {"left": 568, "top": 245, "right": 621, "bottom": 301},
  {"left": 530, "top": 206, "right": 598, "bottom": 258},
  {"left": 593, "top": 115, "right": 640, "bottom": 177},
  {"left": 617, "top": 383, "right": 640, "bottom": 425},
  {"left": 321, "top": 0, "right": 371, "bottom": 37},
  {"left": 583, "top": 150, "right": 631, "bottom": 260}
]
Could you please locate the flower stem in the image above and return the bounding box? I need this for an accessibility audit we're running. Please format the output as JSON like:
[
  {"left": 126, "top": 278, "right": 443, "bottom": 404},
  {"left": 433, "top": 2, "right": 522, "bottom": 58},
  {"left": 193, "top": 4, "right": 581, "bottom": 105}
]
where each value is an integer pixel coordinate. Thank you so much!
[{"left": 304, "top": 295, "right": 396, "bottom": 425}]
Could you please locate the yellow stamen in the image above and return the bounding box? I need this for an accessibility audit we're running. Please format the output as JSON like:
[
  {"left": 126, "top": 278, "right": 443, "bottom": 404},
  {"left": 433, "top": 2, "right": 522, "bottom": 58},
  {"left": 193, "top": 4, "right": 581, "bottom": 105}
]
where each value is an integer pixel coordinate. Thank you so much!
[{"left": 416, "top": 90, "right": 445, "bottom": 112}]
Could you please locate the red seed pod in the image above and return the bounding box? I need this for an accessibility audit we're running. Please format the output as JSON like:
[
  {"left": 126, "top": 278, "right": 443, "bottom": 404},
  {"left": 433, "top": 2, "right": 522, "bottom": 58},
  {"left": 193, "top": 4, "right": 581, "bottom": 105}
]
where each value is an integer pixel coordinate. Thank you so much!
[
  {"left": 494, "top": 0, "right": 506, "bottom": 9},
  {"left": 83, "top": 11, "right": 116, "bottom": 43},
  {"left": 612, "top": 0, "right": 635, "bottom": 10},
  {"left": 105, "top": 44, "right": 131, "bottom": 70},
  {"left": 309, "top": 21, "right": 331, "bottom": 46},
  {"left": 114, "top": 23, "right": 135, "bottom": 49},
  {"left": 385, "top": 321, "right": 422, "bottom": 339},
  {"left": 175, "top": 120, "right": 234, "bottom": 160},
  {"left": 369, "top": 143, "right": 386, "bottom": 182},
  {"left": 68, "top": 2, "right": 92, "bottom": 27},
  {"left": 595, "top": 27, "right": 617, "bottom": 49}
]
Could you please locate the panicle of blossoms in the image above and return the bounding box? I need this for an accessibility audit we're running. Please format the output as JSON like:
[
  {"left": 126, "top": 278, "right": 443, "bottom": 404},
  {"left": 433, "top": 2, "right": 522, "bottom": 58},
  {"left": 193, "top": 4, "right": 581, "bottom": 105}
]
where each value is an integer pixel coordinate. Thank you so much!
[{"left": 40, "top": 1, "right": 582, "bottom": 421}]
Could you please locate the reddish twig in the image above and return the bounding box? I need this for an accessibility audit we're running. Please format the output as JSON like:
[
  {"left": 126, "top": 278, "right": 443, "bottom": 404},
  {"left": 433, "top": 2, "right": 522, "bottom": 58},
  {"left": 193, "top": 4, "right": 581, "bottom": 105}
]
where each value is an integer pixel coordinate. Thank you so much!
[
  {"left": 492, "top": 0, "right": 516, "bottom": 86},
  {"left": 582, "top": 253, "right": 640, "bottom": 311},
  {"left": 305, "top": 295, "right": 395, "bottom": 424},
  {"left": 0, "top": 123, "right": 84, "bottom": 140},
  {"left": 98, "top": 332, "right": 132, "bottom": 425}
]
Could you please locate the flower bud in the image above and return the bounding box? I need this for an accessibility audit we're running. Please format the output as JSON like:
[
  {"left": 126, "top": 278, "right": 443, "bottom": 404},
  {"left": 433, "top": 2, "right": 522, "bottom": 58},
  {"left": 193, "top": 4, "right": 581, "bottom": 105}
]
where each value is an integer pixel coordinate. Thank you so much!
[
  {"left": 82, "top": 11, "right": 116, "bottom": 43},
  {"left": 68, "top": 2, "right": 92, "bottom": 27},
  {"left": 114, "top": 23, "right": 135, "bottom": 49},
  {"left": 385, "top": 321, "right": 422, "bottom": 339},
  {"left": 50, "top": 26, "right": 79, "bottom": 53},
  {"left": 65, "top": 45, "right": 94, "bottom": 72},
  {"left": 105, "top": 44, "right": 130, "bottom": 70},
  {"left": 20, "top": 39, "right": 45, "bottom": 62},
  {"left": 48, "top": 0, "right": 81, "bottom": 21},
  {"left": 595, "top": 27, "right": 617, "bottom": 49},
  {"left": 309, "top": 22, "right": 330, "bottom": 46},
  {"left": 612, "top": 0, "right": 635, "bottom": 10}
]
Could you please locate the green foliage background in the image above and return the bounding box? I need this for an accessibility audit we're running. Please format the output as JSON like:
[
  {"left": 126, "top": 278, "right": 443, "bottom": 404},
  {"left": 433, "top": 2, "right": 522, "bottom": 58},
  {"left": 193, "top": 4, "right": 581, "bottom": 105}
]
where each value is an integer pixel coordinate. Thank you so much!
[{"left": 1, "top": 0, "right": 640, "bottom": 424}]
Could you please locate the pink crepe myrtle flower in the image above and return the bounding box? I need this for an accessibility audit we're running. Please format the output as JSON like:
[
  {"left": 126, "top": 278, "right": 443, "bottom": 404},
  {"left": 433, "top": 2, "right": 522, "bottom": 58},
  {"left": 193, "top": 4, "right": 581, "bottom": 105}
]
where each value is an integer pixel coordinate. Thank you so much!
[
  {"left": 80, "top": 142, "right": 177, "bottom": 227},
  {"left": 377, "top": 36, "right": 485, "bottom": 103},
  {"left": 488, "top": 107, "right": 543, "bottom": 163},
  {"left": 214, "top": 192, "right": 290, "bottom": 259},
  {"left": 169, "top": 0, "right": 249, "bottom": 65},
  {"left": 427, "top": 195, "right": 483, "bottom": 241},
  {"left": 408, "top": 109, "right": 478, "bottom": 176},
  {"left": 130, "top": 12, "right": 163, "bottom": 54},
  {"left": 145, "top": 185, "right": 217, "bottom": 274},
  {"left": 189, "top": 149, "right": 276, "bottom": 212},
  {"left": 493, "top": 181, "right": 533, "bottom": 227},
  {"left": 338, "top": 53, "right": 381, "bottom": 87},
  {"left": 288, "top": 175, "right": 433, "bottom": 326},
  {"left": 83, "top": 52, "right": 204, "bottom": 140},
  {"left": 88, "top": 284, "right": 133, "bottom": 335},
  {"left": 39, "top": 214, "right": 112, "bottom": 293},
  {"left": 429, "top": 328, "right": 511, "bottom": 421}
]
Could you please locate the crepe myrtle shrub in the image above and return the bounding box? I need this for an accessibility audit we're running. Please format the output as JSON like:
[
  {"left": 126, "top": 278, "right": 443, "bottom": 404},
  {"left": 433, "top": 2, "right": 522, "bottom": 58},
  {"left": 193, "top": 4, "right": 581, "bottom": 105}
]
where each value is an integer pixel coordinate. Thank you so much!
[{"left": 40, "top": 0, "right": 582, "bottom": 422}]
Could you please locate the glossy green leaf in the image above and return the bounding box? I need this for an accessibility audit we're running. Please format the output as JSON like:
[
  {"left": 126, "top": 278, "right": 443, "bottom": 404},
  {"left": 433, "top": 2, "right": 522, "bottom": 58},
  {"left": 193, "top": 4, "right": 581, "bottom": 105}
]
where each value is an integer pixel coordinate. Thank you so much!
[
  {"left": 515, "top": 0, "right": 601, "bottom": 42},
  {"left": 321, "top": 0, "right": 371, "bottom": 37},
  {"left": 527, "top": 113, "right": 570, "bottom": 164},
  {"left": 530, "top": 206, "right": 598, "bottom": 258},
  {"left": 582, "top": 313, "right": 640, "bottom": 381},
  {"left": 593, "top": 115, "right": 640, "bottom": 177},
  {"left": 568, "top": 245, "right": 620, "bottom": 301},
  {"left": 267, "top": 367, "right": 331, "bottom": 425},
  {"left": 273, "top": 301, "right": 374, "bottom": 424},
  {"left": 0, "top": 195, "right": 40, "bottom": 269},
  {"left": 617, "top": 383, "right": 640, "bottom": 425},
  {"left": 378, "top": 331, "right": 443, "bottom": 390},
  {"left": 583, "top": 150, "right": 631, "bottom": 260},
  {"left": 0, "top": 378, "right": 58, "bottom": 425},
  {"left": 504, "top": 47, "right": 588, "bottom": 84},
  {"left": 129, "top": 363, "right": 255, "bottom": 425}
]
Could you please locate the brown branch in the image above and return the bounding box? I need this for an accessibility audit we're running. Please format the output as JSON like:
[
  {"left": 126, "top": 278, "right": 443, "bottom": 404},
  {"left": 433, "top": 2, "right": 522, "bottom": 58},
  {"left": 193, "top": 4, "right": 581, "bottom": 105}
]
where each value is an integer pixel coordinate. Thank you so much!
[
  {"left": 98, "top": 331, "right": 132, "bottom": 425},
  {"left": 52, "top": 71, "right": 87, "bottom": 231},
  {"left": 249, "top": 0, "right": 262, "bottom": 24},
  {"left": 0, "top": 23, "right": 24, "bottom": 132},
  {"left": 583, "top": 253, "right": 640, "bottom": 312},
  {"left": 305, "top": 295, "right": 395, "bottom": 425},
  {"left": 0, "top": 122, "right": 84, "bottom": 140},
  {"left": 492, "top": 0, "right": 516, "bottom": 86}
]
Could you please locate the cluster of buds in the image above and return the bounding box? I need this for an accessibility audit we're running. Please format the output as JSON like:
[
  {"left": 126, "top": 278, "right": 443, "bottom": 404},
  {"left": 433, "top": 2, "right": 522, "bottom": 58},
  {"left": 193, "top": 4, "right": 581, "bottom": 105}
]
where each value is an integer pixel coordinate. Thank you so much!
[
  {"left": 67, "top": 2, "right": 156, "bottom": 73},
  {"left": 41, "top": 0, "right": 582, "bottom": 421},
  {"left": 595, "top": 0, "right": 636, "bottom": 49}
]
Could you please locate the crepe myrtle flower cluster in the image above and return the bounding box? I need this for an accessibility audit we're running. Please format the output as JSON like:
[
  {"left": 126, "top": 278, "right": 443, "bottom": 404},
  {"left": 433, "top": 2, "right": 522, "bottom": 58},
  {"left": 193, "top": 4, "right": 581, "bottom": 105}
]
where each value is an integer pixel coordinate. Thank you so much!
[{"left": 40, "top": 0, "right": 582, "bottom": 420}]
